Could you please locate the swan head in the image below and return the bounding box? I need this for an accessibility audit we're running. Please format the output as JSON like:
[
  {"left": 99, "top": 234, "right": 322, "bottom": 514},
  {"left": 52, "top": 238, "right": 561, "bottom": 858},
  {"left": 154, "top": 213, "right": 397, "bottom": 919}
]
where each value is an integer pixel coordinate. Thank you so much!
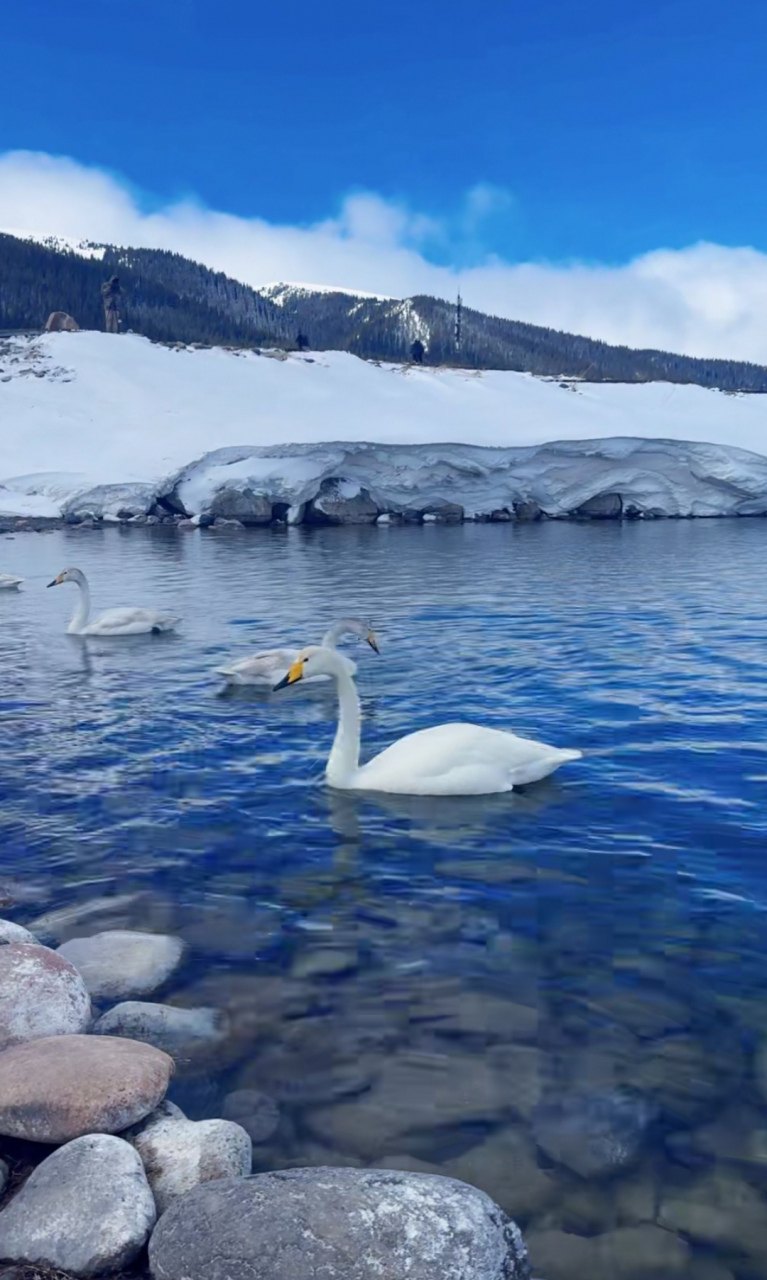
[
  {"left": 47, "top": 567, "right": 85, "bottom": 588},
  {"left": 326, "top": 617, "right": 380, "bottom": 653},
  {"left": 343, "top": 618, "right": 380, "bottom": 653},
  {"left": 273, "top": 645, "right": 350, "bottom": 690}
]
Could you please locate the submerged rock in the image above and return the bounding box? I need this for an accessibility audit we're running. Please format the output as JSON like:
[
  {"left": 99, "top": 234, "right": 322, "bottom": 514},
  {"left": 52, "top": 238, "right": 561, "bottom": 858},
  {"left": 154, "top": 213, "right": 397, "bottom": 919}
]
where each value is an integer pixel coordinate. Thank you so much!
[
  {"left": 527, "top": 1224, "right": 688, "bottom": 1280},
  {"left": 0, "top": 942, "right": 91, "bottom": 1051},
  {"left": 531, "top": 1088, "right": 655, "bottom": 1178},
  {"left": 0, "top": 1034, "right": 173, "bottom": 1142},
  {"left": 57, "top": 929, "right": 185, "bottom": 1001},
  {"left": 659, "top": 1171, "right": 767, "bottom": 1262},
  {"left": 445, "top": 1126, "right": 557, "bottom": 1220},
  {"left": 221, "top": 1089, "right": 280, "bottom": 1144},
  {"left": 129, "top": 1106, "right": 252, "bottom": 1213},
  {"left": 148, "top": 1167, "right": 531, "bottom": 1280},
  {"left": 626, "top": 1032, "right": 740, "bottom": 1124},
  {"left": 93, "top": 1000, "right": 225, "bottom": 1062},
  {"left": 0, "top": 1134, "right": 155, "bottom": 1276},
  {"left": 306, "top": 1049, "right": 508, "bottom": 1159},
  {"left": 28, "top": 891, "right": 150, "bottom": 945}
]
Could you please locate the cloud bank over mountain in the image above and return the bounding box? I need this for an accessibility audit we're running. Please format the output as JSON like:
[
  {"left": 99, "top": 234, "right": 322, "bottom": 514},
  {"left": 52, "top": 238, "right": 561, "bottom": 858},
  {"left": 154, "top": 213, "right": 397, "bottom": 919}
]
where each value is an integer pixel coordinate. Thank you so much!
[{"left": 3, "top": 149, "right": 767, "bottom": 364}]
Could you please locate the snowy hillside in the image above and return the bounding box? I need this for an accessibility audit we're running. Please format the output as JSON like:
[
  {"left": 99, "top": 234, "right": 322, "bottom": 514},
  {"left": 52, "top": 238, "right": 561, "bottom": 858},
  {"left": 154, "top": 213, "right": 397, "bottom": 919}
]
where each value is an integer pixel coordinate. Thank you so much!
[{"left": 3, "top": 330, "right": 767, "bottom": 523}]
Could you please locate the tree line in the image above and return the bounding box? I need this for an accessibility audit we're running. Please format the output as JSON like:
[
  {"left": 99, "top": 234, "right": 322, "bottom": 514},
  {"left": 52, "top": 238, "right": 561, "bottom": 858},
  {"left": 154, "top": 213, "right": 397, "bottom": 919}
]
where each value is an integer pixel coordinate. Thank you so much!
[{"left": 2, "top": 232, "right": 767, "bottom": 392}]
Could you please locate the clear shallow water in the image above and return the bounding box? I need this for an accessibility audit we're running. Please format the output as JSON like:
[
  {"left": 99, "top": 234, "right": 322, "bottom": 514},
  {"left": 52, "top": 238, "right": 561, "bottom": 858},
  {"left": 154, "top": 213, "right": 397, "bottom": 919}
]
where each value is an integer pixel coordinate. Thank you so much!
[{"left": 2, "top": 520, "right": 767, "bottom": 1277}]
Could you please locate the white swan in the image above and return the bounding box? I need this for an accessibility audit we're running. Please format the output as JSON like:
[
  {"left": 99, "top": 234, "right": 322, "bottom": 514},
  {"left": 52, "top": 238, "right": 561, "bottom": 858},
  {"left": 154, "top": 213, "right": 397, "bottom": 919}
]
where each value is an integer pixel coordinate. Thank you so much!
[
  {"left": 0, "top": 574, "right": 23, "bottom": 590},
  {"left": 274, "top": 646, "right": 582, "bottom": 795},
  {"left": 47, "top": 567, "right": 180, "bottom": 636},
  {"left": 216, "top": 617, "right": 379, "bottom": 686}
]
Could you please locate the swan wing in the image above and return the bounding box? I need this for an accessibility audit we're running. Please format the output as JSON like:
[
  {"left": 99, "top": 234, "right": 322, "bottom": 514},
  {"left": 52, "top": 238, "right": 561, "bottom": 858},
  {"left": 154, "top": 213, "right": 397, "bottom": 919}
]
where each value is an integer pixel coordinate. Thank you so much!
[
  {"left": 84, "top": 607, "right": 180, "bottom": 635},
  {"left": 353, "top": 723, "right": 581, "bottom": 795},
  {"left": 216, "top": 647, "right": 299, "bottom": 683},
  {"left": 0, "top": 575, "right": 22, "bottom": 588}
]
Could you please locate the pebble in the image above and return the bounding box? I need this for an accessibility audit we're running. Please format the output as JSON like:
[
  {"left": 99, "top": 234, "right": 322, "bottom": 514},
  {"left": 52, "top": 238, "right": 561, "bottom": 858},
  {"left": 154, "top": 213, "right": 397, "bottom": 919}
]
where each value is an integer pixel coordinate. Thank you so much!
[
  {"left": 0, "top": 1134, "right": 156, "bottom": 1276},
  {"left": 0, "top": 942, "right": 91, "bottom": 1051},
  {"left": 221, "top": 1089, "right": 280, "bottom": 1143},
  {"left": 57, "top": 929, "right": 185, "bottom": 1001},
  {"left": 93, "top": 1000, "right": 226, "bottom": 1062},
  {"left": 0, "top": 1033, "right": 173, "bottom": 1142},
  {"left": 128, "top": 1106, "right": 252, "bottom": 1213},
  {"left": 148, "top": 1167, "right": 532, "bottom": 1280}
]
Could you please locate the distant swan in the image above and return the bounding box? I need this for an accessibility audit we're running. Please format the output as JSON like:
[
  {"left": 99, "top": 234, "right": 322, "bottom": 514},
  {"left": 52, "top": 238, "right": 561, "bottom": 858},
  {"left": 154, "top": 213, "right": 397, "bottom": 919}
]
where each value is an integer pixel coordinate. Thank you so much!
[
  {"left": 274, "top": 646, "right": 582, "bottom": 795},
  {"left": 0, "top": 574, "right": 23, "bottom": 590},
  {"left": 216, "top": 617, "right": 379, "bottom": 686},
  {"left": 47, "top": 567, "right": 180, "bottom": 636}
]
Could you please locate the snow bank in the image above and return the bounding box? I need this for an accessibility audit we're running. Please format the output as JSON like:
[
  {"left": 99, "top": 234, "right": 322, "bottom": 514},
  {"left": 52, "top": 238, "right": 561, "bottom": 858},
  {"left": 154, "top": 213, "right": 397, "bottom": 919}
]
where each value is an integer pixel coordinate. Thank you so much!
[{"left": 3, "top": 330, "right": 767, "bottom": 521}]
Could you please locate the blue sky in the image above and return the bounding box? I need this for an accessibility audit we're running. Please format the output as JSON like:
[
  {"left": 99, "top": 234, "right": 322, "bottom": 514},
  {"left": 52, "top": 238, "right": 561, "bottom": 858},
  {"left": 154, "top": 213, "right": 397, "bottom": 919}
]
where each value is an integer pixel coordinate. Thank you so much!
[{"left": 3, "top": 0, "right": 767, "bottom": 266}]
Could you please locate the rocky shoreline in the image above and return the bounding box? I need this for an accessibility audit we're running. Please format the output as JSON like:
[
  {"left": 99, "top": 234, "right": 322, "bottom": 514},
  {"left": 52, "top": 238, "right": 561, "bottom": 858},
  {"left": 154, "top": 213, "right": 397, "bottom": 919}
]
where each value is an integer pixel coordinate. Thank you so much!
[
  {"left": 3, "top": 883, "right": 767, "bottom": 1280},
  {"left": 0, "top": 923, "right": 531, "bottom": 1280}
]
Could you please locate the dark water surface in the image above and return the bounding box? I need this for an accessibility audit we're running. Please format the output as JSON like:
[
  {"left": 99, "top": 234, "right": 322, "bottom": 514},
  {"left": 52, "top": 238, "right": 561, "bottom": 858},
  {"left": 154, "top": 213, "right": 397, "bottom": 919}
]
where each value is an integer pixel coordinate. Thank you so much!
[{"left": 2, "top": 520, "right": 767, "bottom": 1278}]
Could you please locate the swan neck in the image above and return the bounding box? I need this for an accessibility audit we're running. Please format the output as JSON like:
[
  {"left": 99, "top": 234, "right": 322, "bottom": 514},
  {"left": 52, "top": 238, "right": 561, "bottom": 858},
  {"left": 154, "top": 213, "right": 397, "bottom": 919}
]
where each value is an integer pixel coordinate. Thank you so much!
[
  {"left": 69, "top": 576, "right": 91, "bottom": 634},
  {"left": 327, "top": 665, "right": 361, "bottom": 785},
  {"left": 320, "top": 624, "right": 339, "bottom": 650}
]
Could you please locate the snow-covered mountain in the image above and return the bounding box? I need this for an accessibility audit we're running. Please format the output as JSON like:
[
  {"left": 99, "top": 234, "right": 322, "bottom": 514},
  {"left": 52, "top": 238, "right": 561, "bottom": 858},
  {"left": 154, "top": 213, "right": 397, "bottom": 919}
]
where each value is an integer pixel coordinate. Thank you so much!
[{"left": 3, "top": 330, "right": 767, "bottom": 524}]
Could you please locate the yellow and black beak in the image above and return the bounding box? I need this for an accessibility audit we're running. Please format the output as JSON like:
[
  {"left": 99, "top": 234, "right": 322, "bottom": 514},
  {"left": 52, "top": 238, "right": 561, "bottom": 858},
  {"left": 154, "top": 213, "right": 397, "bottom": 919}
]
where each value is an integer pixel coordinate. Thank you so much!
[
  {"left": 367, "top": 630, "right": 380, "bottom": 654},
  {"left": 47, "top": 573, "right": 64, "bottom": 588},
  {"left": 273, "top": 658, "right": 305, "bottom": 691}
]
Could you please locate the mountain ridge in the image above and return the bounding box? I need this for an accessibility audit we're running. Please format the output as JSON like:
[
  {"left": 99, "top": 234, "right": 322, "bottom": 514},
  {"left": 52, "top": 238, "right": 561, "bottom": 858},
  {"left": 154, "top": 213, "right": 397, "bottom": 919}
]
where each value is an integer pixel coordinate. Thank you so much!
[{"left": 2, "top": 230, "right": 767, "bottom": 391}]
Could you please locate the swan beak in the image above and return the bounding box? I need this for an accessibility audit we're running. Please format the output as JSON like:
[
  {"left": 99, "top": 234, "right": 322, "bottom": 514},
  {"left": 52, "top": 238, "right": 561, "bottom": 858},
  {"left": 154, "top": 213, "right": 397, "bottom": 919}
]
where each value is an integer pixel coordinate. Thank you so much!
[
  {"left": 273, "top": 658, "right": 304, "bottom": 691},
  {"left": 367, "top": 630, "right": 380, "bottom": 654},
  {"left": 47, "top": 574, "right": 64, "bottom": 588}
]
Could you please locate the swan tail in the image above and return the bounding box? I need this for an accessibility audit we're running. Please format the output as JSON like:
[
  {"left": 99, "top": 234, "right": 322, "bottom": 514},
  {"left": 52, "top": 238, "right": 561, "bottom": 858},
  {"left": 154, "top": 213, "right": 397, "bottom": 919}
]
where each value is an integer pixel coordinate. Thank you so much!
[
  {"left": 509, "top": 747, "right": 582, "bottom": 786},
  {"left": 215, "top": 666, "right": 242, "bottom": 682}
]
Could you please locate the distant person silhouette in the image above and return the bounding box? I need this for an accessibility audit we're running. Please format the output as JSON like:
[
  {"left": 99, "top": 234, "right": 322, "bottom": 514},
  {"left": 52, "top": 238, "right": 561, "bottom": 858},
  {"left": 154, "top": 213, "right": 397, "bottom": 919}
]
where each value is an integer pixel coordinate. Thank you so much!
[{"left": 101, "top": 276, "right": 122, "bottom": 334}]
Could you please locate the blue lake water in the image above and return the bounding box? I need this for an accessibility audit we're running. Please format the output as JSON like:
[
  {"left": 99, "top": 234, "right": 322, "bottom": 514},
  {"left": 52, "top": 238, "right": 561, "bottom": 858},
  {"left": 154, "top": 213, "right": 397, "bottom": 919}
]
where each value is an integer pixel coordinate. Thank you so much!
[{"left": 2, "top": 519, "right": 767, "bottom": 1277}]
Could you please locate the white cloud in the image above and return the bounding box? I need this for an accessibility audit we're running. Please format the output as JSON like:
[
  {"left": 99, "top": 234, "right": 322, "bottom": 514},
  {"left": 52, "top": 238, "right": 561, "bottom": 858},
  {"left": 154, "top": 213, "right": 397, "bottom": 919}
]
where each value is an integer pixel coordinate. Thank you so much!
[{"left": 3, "top": 149, "right": 767, "bottom": 363}]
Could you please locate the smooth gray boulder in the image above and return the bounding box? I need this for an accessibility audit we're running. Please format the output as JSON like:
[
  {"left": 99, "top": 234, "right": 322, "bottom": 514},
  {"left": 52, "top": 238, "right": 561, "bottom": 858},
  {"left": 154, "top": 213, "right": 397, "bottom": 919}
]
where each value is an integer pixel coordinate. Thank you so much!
[
  {"left": 207, "top": 486, "right": 272, "bottom": 525},
  {"left": 93, "top": 1000, "right": 225, "bottom": 1061},
  {"left": 57, "top": 929, "right": 184, "bottom": 1001},
  {"left": 129, "top": 1106, "right": 252, "bottom": 1213},
  {"left": 0, "top": 1034, "right": 173, "bottom": 1142},
  {"left": 0, "top": 942, "right": 91, "bottom": 1051},
  {"left": 0, "top": 919, "right": 36, "bottom": 945},
  {"left": 0, "top": 1134, "right": 156, "bottom": 1276},
  {"left": 148, "top": 1167, "right": 531, "bottom": 1280},
  {"left": 306, "top": 479, "right": 380, "bottom": 525}
]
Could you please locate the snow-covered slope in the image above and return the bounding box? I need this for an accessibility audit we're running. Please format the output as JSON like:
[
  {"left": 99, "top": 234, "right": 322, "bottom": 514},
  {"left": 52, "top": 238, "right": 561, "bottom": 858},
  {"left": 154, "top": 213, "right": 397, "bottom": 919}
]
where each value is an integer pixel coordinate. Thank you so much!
[
  {"left": 3, "top": 330, "right": 767, "bottom": 522},
  {"left": 262, "top": 282, "right": 392, "bottom": 304}
]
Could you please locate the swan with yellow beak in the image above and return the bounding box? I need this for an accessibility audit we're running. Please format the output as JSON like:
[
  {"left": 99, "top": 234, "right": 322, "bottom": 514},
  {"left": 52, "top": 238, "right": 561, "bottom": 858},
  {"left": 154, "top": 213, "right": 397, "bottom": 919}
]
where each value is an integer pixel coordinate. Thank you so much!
[{"left": 274, "top": 646, "right": 581, "bottom": 796}]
